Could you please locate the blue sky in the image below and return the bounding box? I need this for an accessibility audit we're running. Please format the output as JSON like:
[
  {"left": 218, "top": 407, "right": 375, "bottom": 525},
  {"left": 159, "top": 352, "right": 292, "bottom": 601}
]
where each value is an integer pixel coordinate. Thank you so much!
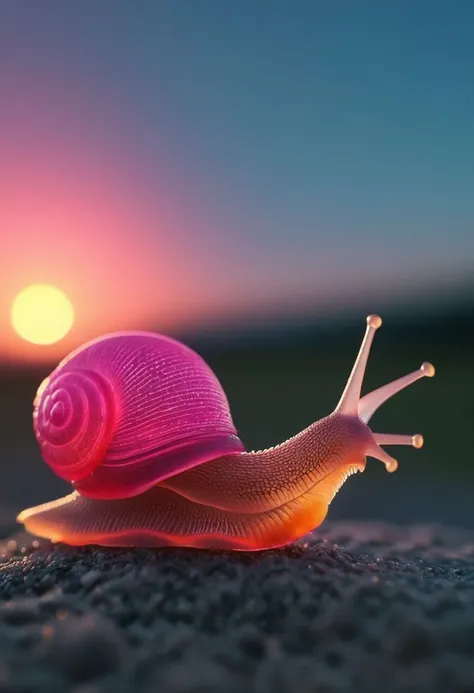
[{"left": 1, "top": 0, "right": 473, "bottom": 339}]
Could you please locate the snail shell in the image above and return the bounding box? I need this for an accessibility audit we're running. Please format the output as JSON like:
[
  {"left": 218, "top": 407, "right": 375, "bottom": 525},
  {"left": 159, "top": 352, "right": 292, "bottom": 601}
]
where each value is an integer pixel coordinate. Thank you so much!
[{"left": 33, "top": 332, "right": 245, "bottom": 499}]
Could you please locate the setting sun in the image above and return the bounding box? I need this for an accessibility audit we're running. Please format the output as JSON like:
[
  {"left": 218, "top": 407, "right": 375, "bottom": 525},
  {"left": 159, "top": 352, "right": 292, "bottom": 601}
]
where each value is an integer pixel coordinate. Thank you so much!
[{"left": 11, "top": 284, "right": 74, "bottom": 345}]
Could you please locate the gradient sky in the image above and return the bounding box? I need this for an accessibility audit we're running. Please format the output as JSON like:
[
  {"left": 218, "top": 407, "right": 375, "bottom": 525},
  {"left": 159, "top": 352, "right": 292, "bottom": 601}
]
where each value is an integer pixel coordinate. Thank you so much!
[{"left": 0, "top": 1, "right": 473, "bottom": 362}]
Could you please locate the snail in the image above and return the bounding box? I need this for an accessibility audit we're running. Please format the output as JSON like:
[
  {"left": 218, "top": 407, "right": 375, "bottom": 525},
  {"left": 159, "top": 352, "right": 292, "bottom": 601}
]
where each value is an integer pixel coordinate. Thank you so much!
[{"left": 17, "top": 314, "right": 435, "bottom": 551}]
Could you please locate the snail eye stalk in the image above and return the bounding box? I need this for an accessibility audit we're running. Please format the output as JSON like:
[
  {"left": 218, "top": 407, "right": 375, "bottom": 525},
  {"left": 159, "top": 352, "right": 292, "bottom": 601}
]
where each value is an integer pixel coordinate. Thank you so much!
[
  {"left": 358, "top": 362, "right": 435, "bottom": 424},
  {"left": 335, "top": 314, "right": 382, "bottom": 416}
]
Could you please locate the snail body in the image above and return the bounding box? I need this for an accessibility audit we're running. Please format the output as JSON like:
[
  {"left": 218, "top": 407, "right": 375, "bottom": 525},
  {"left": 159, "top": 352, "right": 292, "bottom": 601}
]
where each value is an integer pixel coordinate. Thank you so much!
[{"left": 18, "top": 315, "right": 435, "bottom": 551}]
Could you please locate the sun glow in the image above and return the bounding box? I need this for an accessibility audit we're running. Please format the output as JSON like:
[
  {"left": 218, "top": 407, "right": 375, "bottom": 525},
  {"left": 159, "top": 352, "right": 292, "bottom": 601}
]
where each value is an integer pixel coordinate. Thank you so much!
[{"left": 11, "top": 284, "right": 74, "bottom": 345}]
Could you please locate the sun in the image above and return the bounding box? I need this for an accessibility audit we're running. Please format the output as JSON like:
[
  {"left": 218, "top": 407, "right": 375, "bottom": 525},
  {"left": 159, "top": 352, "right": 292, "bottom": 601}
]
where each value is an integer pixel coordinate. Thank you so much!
[{"left": 11, "top": 284, "right": 74, "bottom": 345}]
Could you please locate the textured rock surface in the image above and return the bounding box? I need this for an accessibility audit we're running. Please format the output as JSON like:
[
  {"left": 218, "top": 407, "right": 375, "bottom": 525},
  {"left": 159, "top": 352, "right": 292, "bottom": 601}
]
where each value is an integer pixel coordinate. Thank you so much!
[{"left": 1, "top": 522, "right": 474, "bottom": 693}]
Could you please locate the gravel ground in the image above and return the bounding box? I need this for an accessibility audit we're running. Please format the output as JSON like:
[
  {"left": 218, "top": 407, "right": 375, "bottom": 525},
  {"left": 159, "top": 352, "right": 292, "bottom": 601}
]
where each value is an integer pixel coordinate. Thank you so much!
[{"left": 1, "top": 522, "right": 474, "bottom": 693}]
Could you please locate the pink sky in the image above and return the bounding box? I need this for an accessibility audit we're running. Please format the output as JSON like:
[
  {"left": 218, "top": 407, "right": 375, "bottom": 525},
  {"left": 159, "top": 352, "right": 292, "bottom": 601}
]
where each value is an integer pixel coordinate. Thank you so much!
[{"left": 1, "top": 5, "right": 473, "bottom": 365}]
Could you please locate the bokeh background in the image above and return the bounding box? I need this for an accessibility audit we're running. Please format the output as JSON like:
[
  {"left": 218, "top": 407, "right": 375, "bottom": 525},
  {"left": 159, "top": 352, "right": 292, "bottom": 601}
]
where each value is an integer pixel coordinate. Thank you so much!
[{"left": 0, "top": 0, "right": 472, "bottom": 534}]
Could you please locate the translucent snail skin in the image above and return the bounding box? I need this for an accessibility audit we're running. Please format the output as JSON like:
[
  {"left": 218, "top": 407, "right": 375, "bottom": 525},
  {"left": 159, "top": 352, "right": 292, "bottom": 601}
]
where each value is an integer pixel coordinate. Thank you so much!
[{"left": 18, "top": 315, "right": 435, "bottom": 551}]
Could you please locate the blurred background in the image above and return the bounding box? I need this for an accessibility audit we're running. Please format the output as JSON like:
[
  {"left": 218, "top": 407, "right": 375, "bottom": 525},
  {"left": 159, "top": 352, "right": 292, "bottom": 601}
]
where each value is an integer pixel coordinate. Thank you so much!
[{"left": 0, "top": 1, "right": 472, "bottom": 535}]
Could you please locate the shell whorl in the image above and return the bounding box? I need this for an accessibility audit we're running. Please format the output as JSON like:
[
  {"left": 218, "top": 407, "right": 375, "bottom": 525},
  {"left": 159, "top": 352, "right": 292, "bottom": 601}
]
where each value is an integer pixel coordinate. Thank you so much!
[
  {"left": 32, "top": 331, "right": 245, "bottom": 499},
  {"left": 34, "top": 369, "right": 116, "bottom": 482}
]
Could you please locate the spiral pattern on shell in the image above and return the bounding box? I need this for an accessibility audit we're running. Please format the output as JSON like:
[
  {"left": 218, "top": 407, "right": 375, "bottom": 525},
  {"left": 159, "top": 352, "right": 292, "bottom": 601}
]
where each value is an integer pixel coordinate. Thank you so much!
[{"left": 33, "top": 369, "right": 116, "bottom": 482}]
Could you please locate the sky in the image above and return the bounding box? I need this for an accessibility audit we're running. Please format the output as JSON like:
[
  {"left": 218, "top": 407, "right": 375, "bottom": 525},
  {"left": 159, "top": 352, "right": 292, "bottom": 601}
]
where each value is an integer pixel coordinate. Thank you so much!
[{"left": 0, "top": 1, "right": 473, "bottom": 362}]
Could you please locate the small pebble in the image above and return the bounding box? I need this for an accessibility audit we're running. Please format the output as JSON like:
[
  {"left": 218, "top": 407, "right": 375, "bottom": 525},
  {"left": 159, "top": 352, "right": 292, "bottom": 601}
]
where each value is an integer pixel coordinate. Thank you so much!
[
  {"left": 39, "top": 615, "right": 126, "bottom": 682},
  {"left": 80, "top": 570, "right": 103, "bottom": 590}
]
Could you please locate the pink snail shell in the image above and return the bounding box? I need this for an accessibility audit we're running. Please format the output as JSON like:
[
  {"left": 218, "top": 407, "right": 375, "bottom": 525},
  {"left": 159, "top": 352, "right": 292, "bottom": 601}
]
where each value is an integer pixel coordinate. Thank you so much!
[{"left": 33, "top": 332, "right": 245, "bottom": 500}]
